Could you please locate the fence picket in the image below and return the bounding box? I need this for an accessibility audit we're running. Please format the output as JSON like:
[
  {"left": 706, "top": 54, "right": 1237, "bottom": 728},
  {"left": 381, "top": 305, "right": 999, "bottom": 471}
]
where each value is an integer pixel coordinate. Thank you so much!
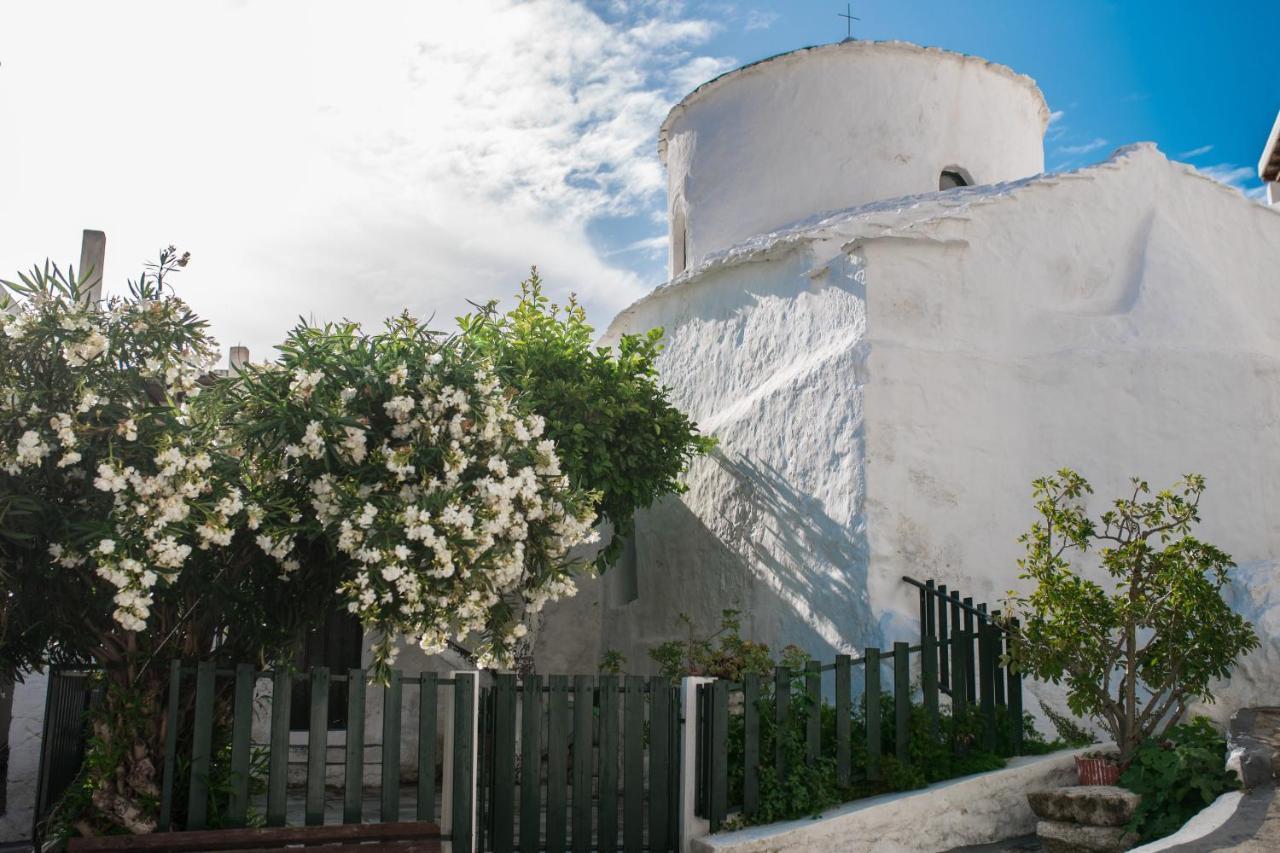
[
  {"left": 963, "top": 597, "right": 977, "bottom": 702},
  {"left": 805, "top": 661, "right": 820, "bottom": 765},
  {"left": 417, "top": 672, "right": 437, "bottom": 822},
  {"left": 492, "top": 674, "right": 516, "bottom": 852},
  {"left": 598, "top": 675, "right": 619, "bottom": 853},
  {"left": 773, "top": 666, "right": 789, "bottom": 782},
  {"left": 709, "top": 680, "right": 728, "bottom": 833},
  {"left": 742, "top": 673, "right": 760, "bottom": 816},
  {"left": 520, "top": 675, "right": 544, "bottom": 853},
  {"left": 267, "top": 669, "right": 292, "bottom": 826},
  {"left": 835, "top": 655, "right": 851, "bottom": 786},
  {"left": 345, "top": 669, "right": 366, "bottom": 824},
  {"left": 158, "top": 660, "right": 182, "bottom": 831},
  {"left": 649, "top": 676, "right": 671, "bottom": 850},
  {"left": 453, "top": 672, "right": 476, "bottom": 853},
  {"left": 991, "top": 613, "right": 1006, "bottom": 707},
  {"left": 187, "top": 660, "right": 216, "bottom": 830},
  {"left": 572, "top": 675, "right": 593, "bottom": 852},
  {"left": 938, "top": 585, "right": 950, "bottom": 690},
  {"left": 1007, "top": 618, "right": 1024, "bottom": 754},
  {"left": 865, "top": 647, "right": 881, "bottom": 781},
  {"left": 979, "top": 623, "right": 998, "bottom": 752},
  {"left": 921, "top": 634, "right": 939, "bottom": 741},
  {"left": 893, "top": 642, "right": 910, "bottom": 765},
  {"left": 623, "top": 676, "right": 644, "bottom": 852},
  {"left": 306, "top": 666, "right": 330, "bottom": 825},
  {"left": 381, "top": 669, "right": 402, "bottom": 823},
  {"left": 546, "top": 675, "right": 569, "bottom": 853},
  {"left": 228, "top": 663, "right": 254, "bottom": 827}
]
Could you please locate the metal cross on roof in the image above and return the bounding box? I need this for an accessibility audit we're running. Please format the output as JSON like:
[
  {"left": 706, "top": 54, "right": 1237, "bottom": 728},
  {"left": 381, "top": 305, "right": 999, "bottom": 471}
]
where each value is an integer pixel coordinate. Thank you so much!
[{"left": 838, "top": 3, "right": 860, "bottom": 42}]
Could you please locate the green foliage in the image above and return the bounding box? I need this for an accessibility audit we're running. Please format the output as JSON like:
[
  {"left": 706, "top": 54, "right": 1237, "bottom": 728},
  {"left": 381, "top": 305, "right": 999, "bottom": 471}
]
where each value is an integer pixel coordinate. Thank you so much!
[
  {"left": 598, "top": 648, "right": 625, "bottom": 675},
  {"left": 1005, "top": 470, "right": 1258, "bottom": 762},
  {"left": 648, "top": 610, "right": 774, "bottom": 681},
  {"left": 459, "top": 269, "right": 716, "bottom": 570},
  {"left": 1037, "top": 698, "right": 1098, "bottom": 748},
  {"left": 1119, "top": 717, "right": 1238, "bottom": 842}
]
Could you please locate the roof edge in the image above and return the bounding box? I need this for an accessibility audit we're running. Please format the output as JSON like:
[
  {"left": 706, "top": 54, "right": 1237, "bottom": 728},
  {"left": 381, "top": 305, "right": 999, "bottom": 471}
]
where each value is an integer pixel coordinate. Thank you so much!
[
  {"left": 658, "top": 40, "right": 1050, "bottom": 163},
  {"left": 1259, "top": 110, "right": 1280, "bottom": 183}
]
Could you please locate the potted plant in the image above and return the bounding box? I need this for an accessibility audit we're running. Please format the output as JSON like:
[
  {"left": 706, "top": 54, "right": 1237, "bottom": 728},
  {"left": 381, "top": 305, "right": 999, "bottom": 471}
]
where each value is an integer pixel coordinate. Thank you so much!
[{"left": 1003, "top": 470, "right": 1259, "bottom": 777}]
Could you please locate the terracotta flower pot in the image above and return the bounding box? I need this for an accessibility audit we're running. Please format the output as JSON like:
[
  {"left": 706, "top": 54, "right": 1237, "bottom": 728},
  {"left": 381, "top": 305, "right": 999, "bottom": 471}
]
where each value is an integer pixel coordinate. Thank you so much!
[{"left": 1075, "top": 755, "right": 1124, "bottom": 785}]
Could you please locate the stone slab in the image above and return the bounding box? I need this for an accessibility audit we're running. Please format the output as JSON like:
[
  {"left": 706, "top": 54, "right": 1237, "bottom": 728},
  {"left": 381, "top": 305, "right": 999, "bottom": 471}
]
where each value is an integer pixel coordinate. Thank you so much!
[
  {"left": 1227, "top": 706, "right": 1280, "bottom": 788},
  {"left": 1027, "top": 786, "right": 1141, "bottom": 827},
  {"left": 1037, "top": 819, "right": 1140, "bottom": 853}
]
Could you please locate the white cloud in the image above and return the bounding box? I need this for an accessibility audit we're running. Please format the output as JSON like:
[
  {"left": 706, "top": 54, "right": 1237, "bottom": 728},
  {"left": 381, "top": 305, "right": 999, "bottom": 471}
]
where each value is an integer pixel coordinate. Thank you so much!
[
  {"left": 1048, "top": 110, "right": 1066, "bottom": 126},
  {"left": 1198, "top": 163, "right": 1265, "bottom": 199},
  {"left": 744, "top": 10, "right": 780, "bottom": 32},
  {"left": 0, "top": 0, "right": 724, "bottom": 360},
  {"left": 1057, "top": 137, "right": 1109, "bottom": 156},
  {"left": 1179, "top": 144, "right": 1214, "bottom": 159}
]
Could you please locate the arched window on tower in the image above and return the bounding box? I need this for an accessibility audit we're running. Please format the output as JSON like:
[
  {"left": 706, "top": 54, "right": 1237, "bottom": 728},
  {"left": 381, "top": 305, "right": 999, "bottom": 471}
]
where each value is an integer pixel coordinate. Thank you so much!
[
  {"left": 671, "top": 207, "right": 687, "bottom": 276},
  {"left": 939, "top": 167, "right": 972, "bottom": 191}
]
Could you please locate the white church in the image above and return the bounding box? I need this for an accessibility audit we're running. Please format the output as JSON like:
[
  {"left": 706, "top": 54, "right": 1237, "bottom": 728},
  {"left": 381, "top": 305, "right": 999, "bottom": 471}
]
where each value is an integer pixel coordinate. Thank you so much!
[
  {"left": 6, "top": 35, "right": 1280, "bottom": 844},
  {"left": 538, "top": 38, "right": 1280, "bottom": 725}
]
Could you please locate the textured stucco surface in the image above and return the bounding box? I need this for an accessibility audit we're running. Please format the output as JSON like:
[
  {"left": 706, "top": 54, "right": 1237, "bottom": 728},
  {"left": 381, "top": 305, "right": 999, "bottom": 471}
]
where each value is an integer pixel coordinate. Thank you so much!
[
  {"left": 2, "top": 671, "right": 47, "bottom": 842},
  {"left": 592, "top": 143, "right": 1280, "bottom": 719},
  {"left": 662, "top": 40, "right": 1047, "bottom": 274},
  {"left": 691, "top": 748, "right": 1084, "bottom": 853}
]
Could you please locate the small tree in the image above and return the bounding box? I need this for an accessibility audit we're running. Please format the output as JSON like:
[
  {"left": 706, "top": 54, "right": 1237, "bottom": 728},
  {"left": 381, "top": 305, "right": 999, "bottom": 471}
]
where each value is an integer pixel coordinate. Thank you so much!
[
  {"left": 459, "top": 269, "right": 716, "bottom": 570},
  {"left": 1005, "top": 469, "right": 1258, "bottom": 763}
]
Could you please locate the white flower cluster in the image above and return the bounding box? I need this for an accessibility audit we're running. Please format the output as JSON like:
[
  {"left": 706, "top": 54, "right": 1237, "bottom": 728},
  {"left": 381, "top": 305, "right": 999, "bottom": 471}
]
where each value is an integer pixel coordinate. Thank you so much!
[{"left": 252, "top": 336, "right": 598, "bottom": 674}]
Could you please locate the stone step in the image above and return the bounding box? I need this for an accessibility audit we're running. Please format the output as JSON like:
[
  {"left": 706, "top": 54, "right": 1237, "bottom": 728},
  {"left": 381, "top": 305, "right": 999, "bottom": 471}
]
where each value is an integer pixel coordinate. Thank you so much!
[
  {"left": 1027, "top": 786, "right": 1141, "bottom": 827},
  {"left": 1036, "top": 819, "right": 1139, "bottom": 853}
]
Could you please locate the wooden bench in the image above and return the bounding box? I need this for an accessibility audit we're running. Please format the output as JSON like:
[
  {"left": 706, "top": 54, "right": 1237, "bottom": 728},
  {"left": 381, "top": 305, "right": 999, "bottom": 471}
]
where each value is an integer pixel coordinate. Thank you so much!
[{"left": 66, "top": 821, "right": 444, "bottom": 853}]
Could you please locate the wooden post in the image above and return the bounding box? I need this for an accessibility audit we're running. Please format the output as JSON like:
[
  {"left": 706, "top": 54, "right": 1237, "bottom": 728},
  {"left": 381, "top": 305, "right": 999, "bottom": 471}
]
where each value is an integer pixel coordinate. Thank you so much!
[{"left": 78, "top": 230, "right": 106, "bottom": 303}]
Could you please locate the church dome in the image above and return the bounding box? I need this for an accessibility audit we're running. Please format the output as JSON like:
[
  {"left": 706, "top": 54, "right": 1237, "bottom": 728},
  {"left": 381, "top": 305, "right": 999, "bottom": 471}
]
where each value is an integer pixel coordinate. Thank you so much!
[{"left": 660, "top": 40, "right": 1049, "bottom": 276}]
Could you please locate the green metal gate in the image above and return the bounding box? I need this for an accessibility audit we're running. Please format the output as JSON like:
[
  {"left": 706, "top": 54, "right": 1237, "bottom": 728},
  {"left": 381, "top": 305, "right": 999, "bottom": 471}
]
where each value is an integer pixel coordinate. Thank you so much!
[{"left": 477, "top": 674, "right": 681, "bottom": 853}]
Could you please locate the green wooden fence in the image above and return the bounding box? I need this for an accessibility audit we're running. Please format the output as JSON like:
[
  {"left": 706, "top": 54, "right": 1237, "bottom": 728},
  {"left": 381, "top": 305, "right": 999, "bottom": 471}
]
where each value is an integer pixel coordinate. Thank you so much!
[
  {"left": 476, "top": 674, "right": 680, "bottom": 853},
  {"left": 158, "top": 663, "right": 475, "bottom": 850},
  {"left": 694, "top": 578, "right": 1024, "bottom": 831}
]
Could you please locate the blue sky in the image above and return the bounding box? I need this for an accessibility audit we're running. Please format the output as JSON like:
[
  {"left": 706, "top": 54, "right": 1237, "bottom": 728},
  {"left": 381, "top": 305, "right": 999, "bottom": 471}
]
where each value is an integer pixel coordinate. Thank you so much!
[
  {"left": 594, "top": 0, "right": 1279, "bottom": 285},
  {"left": 1, "top": 1, "right": 1274, "bottom": 358}
]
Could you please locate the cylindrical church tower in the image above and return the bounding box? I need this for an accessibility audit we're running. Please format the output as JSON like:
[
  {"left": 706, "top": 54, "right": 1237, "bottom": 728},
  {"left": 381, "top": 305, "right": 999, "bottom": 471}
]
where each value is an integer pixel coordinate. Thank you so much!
[{"left": 661, "top": 41, "right": 1049, "bottom": 276}]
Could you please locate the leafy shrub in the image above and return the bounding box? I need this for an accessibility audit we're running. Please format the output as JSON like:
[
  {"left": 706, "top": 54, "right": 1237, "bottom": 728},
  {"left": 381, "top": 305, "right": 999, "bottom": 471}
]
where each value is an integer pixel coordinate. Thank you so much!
[
  {"left": 1119, "top": 716, "right": 1238, "bottom": 842},
  {"left": 1037, "top": 698, "right": 1097, "bottom": 748}
]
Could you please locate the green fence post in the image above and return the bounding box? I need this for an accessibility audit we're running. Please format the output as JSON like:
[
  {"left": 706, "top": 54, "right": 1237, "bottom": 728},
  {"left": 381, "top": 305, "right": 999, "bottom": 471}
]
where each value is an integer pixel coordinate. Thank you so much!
[
  {"left": 922, "top": 633, "right": 939, "bottom": 741},
  {"left": 991, "top": 612, "right": 1006, "bottom": 707},
  {"left": 520, "top": 675, "right": 544, "bottom": 853},
  {"left": 893, "top": 642, "right": 910, "bottom": 766},
  {"left": 306, "top": 667, "right": 330, "bottom": 825},
  {"left": 835, "top": 655, "right": 851, "bottom": 786},
  {"left": 623, "top": 676, "right": 645, "bottom": 851},
  {"left": 267, "top": 669, "right": 292, "bottom": 826},
  {"left": 649, "top": 676, "right": 671, "bottom": 851},
  {"left": 186, "top": 661, "right": 216, "bottom": 830},
  {"left": 1007, "top": 618, "right": 1024, "bottom": 755},
  {"left": 597, "top": 675, "right": 619, "bottom": 853},
  {"left": 452, "top": 672, "right": 477, "bottom": 853},
  {"left": 546, "top": 675, "right": 569, "bottom": 853},
  {"left": 571, "top": 675, "right": 593, "bottom": 853},
  {"left": 742, "top": 673, "right": 760, "bottom": 816},
  {"left": 805, "top": 660, "right": 820, "bottom": 765},
  {"left": 773, "top": 666, "right": 789, "bottom": 783},
  {"left": 345, "top": 669, "right": 366, "bottom": 824},
  {"left": 963, "top": 597, "right": 977, "bottom": 703},
  {"left": 865, "top": 648, "right": 881, "bottom": 781},
  {"left": 937, "top": 585, "right": 950, "bottom": 691},
  {"left": 228, "top": 663, "right": 254, "bottom": 827},
  {"left": 709, "top": 681, "right": 728, "bottom": 833},
  {"left": 417, "top": 672, "right": 438, "bottom": 822},
  {"left": 979, "top": 623, "right": 997, "bottom": 753},
  {"left": 381, "top": 669, "right": 403, "bottom": 823},
  {"left": 158, "top": 659, "right": 181, "bottom": 831},
  {"left": 491, "top": 674, "right": 516, "bottom": 852}
]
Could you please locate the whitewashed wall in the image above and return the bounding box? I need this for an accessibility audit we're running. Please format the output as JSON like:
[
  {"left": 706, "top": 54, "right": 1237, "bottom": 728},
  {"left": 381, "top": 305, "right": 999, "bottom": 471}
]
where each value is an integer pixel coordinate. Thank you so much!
[
  {"left": 2, "top": 671, "right": 47, "bottom": 842},
  {"left": 661, "top": 41, "right": 1047, "bottom": 275},
  {"left": 598, "top": 144, "right": 1280, "bottom": 721}
]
